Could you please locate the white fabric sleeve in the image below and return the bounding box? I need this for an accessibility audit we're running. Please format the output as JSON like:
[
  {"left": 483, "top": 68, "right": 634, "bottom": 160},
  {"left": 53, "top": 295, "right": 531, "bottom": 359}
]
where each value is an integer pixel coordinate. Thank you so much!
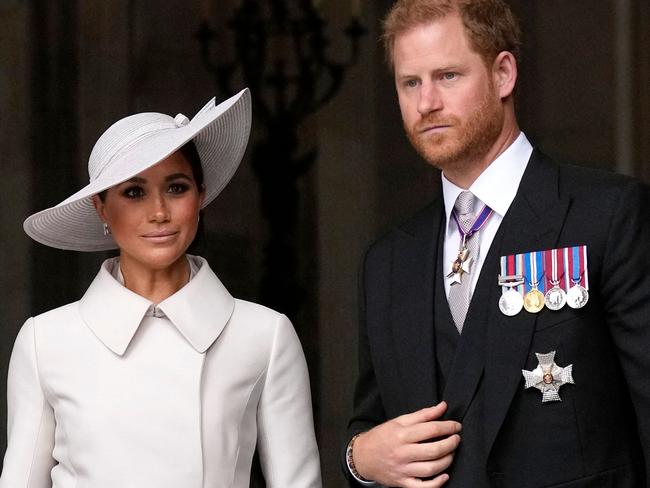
[
  {"left": 256, "top": 314, "right": 322, "bottom": 487},
  {"left": 0, "top": 318, "right": 56, "bottom": 488}
]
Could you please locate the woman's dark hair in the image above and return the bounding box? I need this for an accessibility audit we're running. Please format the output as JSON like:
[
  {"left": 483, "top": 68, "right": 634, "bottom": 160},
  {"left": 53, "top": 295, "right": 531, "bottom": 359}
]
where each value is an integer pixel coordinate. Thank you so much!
[
  {"left": 181, "top": 141, "right": 206, "bottom": 255},
  {"left": 179, "top": 139, "right": 205, "bottom": 190},
  {"left": 97, "top": 140, "right": 207, "bottom": 254}
]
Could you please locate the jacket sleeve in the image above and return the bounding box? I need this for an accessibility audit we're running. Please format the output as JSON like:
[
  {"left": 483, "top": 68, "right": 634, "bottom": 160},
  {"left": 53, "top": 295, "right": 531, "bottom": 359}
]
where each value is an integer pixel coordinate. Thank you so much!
[
  {"left": 600, "top": 180, "right": 650, "bottom": 482},
  {"left": 343, "top": 247, "right": 387, "bottom": 486},
  {"left": 0, "top": 318, "right": 56, "bottom": 488},
  {"left": 256, "top": 314, "right": 322, "bottom": 488}
]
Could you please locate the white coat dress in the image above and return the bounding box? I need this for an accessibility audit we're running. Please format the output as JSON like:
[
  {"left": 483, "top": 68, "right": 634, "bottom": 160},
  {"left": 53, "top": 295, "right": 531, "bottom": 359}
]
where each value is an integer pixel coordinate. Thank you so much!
[{"left": 0, "top": 255, "right": 322, "bottom": 488}]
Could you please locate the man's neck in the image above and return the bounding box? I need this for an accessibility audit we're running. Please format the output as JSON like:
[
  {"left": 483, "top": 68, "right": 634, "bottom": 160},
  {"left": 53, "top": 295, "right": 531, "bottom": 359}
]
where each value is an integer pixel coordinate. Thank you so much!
[{"left": 444, "top": 124, "right": 521, "bottom": 190}]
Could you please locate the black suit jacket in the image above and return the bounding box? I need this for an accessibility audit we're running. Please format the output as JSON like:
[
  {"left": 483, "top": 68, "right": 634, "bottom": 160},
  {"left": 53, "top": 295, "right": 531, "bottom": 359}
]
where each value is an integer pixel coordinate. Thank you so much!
[{"left": 346, "top": 151, "right": 650, "bottom": 487}]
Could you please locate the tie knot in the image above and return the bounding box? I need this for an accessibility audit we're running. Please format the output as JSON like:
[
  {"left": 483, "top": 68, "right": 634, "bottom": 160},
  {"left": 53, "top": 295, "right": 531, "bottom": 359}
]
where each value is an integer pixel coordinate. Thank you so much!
[
  {"left": 454, "top": 191, "right": 476, "bottom": 233},
  {"left": 454, "top": 191, "right": 476, "bottom": 216}
]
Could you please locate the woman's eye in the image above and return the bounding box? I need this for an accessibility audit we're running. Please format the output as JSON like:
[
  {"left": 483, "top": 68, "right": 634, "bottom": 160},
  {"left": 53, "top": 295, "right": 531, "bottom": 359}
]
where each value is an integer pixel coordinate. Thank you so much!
[
  {"left": 405, "top": 79, "right": 418, "bottom": 88},
  {"left": 123, "top": 186, "right": 144, "bottom": 199},
  {"left": 168, "top": 182, "right": 189, "bottom": 194}
]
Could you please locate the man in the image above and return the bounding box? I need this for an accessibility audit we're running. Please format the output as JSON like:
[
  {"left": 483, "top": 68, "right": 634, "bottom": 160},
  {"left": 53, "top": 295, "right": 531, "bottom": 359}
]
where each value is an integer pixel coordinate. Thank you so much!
[{"left": 344, "top": 1, "right": 650, "bottom": 487}]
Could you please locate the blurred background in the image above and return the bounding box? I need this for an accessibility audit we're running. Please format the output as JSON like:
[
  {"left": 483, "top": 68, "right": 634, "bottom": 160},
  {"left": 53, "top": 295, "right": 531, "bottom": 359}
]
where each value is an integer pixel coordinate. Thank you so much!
[{"left": 1, "top": 0, "right": 649, "bottom": 486}]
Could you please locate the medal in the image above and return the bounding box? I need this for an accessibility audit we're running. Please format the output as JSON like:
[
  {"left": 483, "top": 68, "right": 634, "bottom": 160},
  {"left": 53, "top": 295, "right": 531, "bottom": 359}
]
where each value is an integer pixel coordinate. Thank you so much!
[
  {"left": 446, "top": 237, "right": 473, "bottom": 284},
  {"left": 522, "top": 351, "right": 574, "bottom": 402},
  {"left": 498, "top": 256, "right": 524, "bottom": 316},
  {"left": 499, "top": 288, "right": 524, "bottom": 316},
  {"left": 544, "top": 283, "right": 566, "bottom": 311},
  {"left": 567, "top": 282, "right": 589, "bottom": 309},
  {"left": 447, "top": 204, "right": 493, "bottom": 283},
  {"left": 523, "top": 251, "right": 545, "bottom": 313},
  {"left": 452, "top": 247, "right": 470, "bottom": 273},
  {"left": 566, "top": 245, "right": 589, "bottom": 309},
  {"left": 524, "top": 288, "right": 545, "bottom": 313},
  {"left": 544, "top": 249, "right": 566, "bottom": 311}
]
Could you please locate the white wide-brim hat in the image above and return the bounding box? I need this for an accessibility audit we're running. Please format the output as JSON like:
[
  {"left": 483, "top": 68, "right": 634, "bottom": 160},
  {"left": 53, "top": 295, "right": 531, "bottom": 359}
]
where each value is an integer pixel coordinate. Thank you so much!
[{"left": 24, "top": 88, "right": 251, "bottom": 251}]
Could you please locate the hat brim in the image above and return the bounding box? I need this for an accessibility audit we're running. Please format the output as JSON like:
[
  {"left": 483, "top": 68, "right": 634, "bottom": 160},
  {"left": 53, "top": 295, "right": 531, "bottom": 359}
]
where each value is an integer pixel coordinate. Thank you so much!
[{"left": 24, "top": 89, "right": 252, "bottom": 251}]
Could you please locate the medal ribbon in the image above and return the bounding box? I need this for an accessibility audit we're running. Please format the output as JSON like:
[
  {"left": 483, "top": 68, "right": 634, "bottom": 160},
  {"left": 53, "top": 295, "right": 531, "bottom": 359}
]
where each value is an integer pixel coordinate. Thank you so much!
[
  {"left": 500, "top": 254, "right": 524, "bottom": 294},
  {"left": 566, "top": 245, "right": 589, "bottom": 290},
  {"left": 506, "top": 254, "right": 514, "bottom": 275},
  {"left": 517, "top": 253, "right": 525, "bottom": 295},
  {"left": 582, "top": 245, "right": 589, "bottom": 290},
  {"left": 562, "top": 248, "right": 571, "bottom": 291},
  {"left": 451, "top": 204, "right": 493, "bottom": 243},
  {"left": 503, "top": 246, "right": 588, "bottom": 296},
  {"left": 572, "top": 246, "right": 580, "bottom": 282},
  {"left": 524, "top": 251, "right": 545, "bottom": 293},
  {"left": 536, "top": 250, "right": 546, "bottom": 293},
  {"left": 544, "top": 248, "right": 566, "bottom": 290},
  {"left": 523, "top": 252, "right": 531, "bottom": 292}
]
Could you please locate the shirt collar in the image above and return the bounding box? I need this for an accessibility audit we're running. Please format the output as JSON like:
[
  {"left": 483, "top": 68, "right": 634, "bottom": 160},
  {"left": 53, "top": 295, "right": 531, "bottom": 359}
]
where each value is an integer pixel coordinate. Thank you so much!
[
  {"left": 79, "top": 255, "right": 234, "bottom": 356},
  {"left": 442, "top": 132, "right": 533, "bottom": 222}
]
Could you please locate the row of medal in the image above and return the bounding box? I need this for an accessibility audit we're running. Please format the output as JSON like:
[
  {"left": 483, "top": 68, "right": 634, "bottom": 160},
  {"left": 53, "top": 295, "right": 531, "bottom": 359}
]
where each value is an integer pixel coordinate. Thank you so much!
[{"left": 498, "top": 245, "right": 589, "bottom": 316}]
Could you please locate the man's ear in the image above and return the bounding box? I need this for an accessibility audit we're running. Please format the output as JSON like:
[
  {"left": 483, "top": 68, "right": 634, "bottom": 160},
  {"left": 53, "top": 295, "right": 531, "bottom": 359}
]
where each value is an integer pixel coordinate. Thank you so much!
[
  {"left": 492, "top": 51, "right": 517, "bottom": 99},
  {"left": 92, "top": 195, "right": 107, "bottom": 222}
]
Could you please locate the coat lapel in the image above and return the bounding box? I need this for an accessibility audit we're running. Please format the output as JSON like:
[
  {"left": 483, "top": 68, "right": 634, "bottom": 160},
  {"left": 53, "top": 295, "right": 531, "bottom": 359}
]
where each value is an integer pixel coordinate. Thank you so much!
[
  {"left": 483, "top": 150, "right": 571, "bottom": 454},
  {"left": 79, "top": 259, "right": 153, "bottom": 356},
  {"left": 159, "top": 256, "right": 234, "bottom": 353},
  {"left": 390, "top": 201, "right": 443, "bottom": 411}
]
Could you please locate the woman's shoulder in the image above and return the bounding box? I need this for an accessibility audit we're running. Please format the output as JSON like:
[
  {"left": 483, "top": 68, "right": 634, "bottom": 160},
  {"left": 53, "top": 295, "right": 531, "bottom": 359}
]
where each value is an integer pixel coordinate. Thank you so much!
[
  {"left": 231, "top": 298, "right": 284, "bottom": 321},
  {"left": 222, "top": 300, "right": 305, "bottom": 373},
  {"left": 12, "top": 301, "right": 84, "bottom": 360},
  {"left": 30, "top": 300, "right": 83, "bottom": 329},
  {"left": 229, "top": 298, "right": 294, "bottom": 336},
  {"left": 226, "top": 299, "right": 300, "bottom": 347},
  {"left": 17, "top": 301, "right": 88, "bottom": 353}
]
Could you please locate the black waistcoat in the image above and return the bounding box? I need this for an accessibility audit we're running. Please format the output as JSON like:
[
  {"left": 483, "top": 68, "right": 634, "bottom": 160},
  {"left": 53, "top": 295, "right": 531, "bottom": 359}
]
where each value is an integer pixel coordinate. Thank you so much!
[{"left": 433, "top": 224, "right": 502, "bottom": 488}]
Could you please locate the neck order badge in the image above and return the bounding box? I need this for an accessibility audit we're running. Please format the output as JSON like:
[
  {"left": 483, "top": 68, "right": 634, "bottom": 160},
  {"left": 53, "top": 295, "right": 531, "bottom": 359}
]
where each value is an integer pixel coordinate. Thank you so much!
[{"left": 447, "top": 204, "right": 493, "bottom": 284}]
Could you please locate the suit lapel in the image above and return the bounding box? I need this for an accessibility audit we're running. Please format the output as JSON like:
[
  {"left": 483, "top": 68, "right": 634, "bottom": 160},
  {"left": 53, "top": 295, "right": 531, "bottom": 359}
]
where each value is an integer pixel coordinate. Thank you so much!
[
  {"left": 483, "top": 150, "right": 571, "bottom": 454},
  {"left": 391, "top": 200, "right": 443, "bottom": 411}
]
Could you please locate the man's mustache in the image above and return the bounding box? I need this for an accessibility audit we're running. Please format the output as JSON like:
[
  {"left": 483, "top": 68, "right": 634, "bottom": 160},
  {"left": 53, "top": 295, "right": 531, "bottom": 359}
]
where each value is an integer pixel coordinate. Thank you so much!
[{"left": 413, "top": 115, "right": 460, "bottom": 133}]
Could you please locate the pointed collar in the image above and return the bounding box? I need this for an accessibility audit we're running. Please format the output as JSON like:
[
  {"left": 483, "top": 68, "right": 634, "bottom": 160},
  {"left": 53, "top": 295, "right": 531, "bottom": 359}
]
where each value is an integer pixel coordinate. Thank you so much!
[{"left": 79, "top": 255, "right": 234, "bottom": 356}]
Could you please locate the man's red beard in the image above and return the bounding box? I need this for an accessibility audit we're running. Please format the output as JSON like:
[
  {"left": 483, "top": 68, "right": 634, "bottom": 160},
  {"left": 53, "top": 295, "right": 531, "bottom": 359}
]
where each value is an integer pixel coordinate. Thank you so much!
[{"left": 405, "top": 87, "right": 505, "bottom": 174}]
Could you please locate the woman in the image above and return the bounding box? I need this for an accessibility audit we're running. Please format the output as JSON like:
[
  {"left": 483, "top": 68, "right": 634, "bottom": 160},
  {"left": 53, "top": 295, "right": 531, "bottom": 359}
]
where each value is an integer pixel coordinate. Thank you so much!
[{"left": 1, "top": 89, "right": 322, "bottom": 487}]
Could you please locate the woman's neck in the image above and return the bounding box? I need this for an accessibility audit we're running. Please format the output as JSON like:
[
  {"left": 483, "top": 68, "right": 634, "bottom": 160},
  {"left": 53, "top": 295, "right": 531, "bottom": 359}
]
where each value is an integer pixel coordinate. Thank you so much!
[{"left": 118, "top": 254, "right": 190, "bottom": 304}]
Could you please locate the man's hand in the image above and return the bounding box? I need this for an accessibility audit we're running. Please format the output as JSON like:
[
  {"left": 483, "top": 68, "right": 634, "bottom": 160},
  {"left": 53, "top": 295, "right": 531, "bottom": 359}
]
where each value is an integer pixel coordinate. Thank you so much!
[{"left": 353, "top": 402, "right": 461, "bottom": 487}]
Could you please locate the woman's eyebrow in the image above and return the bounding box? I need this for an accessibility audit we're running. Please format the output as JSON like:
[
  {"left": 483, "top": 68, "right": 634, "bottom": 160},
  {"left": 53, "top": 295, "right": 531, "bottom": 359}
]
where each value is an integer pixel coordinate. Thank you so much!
[
  {"left": 165, "top": 173, "right": 193, "bottom": 182},
  {"left": 120, "top": 173, "right": 193, "bottom": 185},
  {"left": 120, "top": 176, "right": 146, "bottom": 185}
]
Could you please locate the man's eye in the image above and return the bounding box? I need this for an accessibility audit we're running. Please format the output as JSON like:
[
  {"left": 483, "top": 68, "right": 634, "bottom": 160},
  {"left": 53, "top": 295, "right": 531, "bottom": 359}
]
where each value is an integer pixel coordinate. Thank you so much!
[
  {"left": 442, "top": 72, "right": 458, "bottom": 81},
  {"left": 168, "top": 183, "right": 189, "bottom": 194},
  {"left": 123, "top": 186, "right": 144, "bottom": 199}
]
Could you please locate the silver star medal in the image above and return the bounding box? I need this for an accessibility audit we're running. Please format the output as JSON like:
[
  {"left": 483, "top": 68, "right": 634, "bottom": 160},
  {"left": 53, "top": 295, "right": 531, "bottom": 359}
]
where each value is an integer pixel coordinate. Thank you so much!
[{"left": 522, "top": 351, "right": 574, "bottom": 402}]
